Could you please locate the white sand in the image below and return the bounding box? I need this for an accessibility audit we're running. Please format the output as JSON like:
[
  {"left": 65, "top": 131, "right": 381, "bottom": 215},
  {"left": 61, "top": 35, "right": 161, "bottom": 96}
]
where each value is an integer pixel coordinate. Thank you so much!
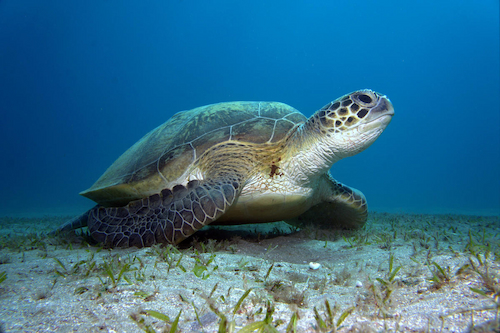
[{"left": 0, "top": 213, "right": 498, "bottom": 332}]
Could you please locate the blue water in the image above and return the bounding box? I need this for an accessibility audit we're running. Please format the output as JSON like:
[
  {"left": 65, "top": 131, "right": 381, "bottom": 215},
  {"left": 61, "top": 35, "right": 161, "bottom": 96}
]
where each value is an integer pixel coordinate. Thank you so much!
[{"left": 0, "top": 0, "right": 498, "bottom": 217}]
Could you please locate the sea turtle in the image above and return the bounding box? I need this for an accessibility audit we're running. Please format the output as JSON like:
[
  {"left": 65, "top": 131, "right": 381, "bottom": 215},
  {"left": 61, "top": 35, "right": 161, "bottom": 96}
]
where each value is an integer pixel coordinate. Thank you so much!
[{"left": 54, "top": 90, "right": 394, "bottom": 247}]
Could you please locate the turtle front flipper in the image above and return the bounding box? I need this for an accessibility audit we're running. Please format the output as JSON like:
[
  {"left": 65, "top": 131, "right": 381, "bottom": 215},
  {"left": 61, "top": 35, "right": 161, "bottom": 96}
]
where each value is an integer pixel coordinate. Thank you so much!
[
  {"left": 286, "top": 174, "right": 368, "bottom": 230},
  {"left": 88, "top": 179, "right": 240, "bottom": 247}
]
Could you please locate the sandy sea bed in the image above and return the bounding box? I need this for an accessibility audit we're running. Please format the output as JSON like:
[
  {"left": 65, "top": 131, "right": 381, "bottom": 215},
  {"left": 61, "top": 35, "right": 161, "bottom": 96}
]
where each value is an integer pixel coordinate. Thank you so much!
[{"left": 0, "top": 212, "right": 498, "bottom": 332}]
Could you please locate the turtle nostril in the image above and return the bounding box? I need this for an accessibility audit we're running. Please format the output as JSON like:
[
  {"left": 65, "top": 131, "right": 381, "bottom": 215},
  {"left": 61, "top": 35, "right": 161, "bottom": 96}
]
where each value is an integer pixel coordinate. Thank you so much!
[{"left": 358, "top": 94, "right": 372, "bottom": 104}]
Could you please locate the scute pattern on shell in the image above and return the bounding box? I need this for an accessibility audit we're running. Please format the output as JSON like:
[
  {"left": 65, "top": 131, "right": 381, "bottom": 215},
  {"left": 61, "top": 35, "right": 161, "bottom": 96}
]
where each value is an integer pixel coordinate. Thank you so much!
[{"left": 81, "top": 101, "right": 306, "bottom": 206}]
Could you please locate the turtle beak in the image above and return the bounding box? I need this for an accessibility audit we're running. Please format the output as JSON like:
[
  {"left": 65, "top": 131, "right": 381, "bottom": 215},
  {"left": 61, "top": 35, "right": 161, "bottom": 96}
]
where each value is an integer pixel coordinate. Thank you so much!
[
  {"left": 359, "top": 96, "right": 394, "bottom": 132},
  {"left": 371, "top": 96, "right": 394, "bottom": 120}
]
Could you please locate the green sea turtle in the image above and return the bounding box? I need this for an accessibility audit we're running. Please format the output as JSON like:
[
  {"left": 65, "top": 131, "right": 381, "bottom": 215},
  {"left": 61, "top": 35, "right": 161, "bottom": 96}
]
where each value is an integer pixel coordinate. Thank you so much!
[{"left": 54, "top": 90, "right": 394, "bottom": 247}]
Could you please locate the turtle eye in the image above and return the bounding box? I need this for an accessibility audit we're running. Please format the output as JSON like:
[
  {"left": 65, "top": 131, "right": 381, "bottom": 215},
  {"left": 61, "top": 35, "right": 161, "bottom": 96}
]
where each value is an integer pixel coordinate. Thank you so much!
[{"left": 358, "top": 94, "right": 372, "bottom": 104}]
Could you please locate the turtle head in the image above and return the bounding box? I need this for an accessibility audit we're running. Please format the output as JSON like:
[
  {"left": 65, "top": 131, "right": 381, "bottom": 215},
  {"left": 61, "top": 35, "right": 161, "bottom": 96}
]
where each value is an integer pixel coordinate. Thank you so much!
[{"left": 310, "top": 89, "right": 394, "bottom": 159}]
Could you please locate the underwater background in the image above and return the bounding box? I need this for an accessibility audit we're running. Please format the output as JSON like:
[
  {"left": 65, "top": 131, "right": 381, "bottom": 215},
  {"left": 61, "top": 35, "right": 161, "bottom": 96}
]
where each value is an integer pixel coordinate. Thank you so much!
[{"left": 0, "top": 0, "right": 498, "bottom": 217}]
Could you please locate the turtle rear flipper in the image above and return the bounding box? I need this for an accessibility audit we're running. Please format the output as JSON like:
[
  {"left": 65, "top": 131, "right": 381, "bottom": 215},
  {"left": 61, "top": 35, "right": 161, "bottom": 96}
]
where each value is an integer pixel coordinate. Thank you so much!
[
  {"left": 286, "top": 174, "right": 367, "bottom": 230},
  {"left": 88, "top": 179, "right": 240, "bottom": 247},
  {"left": 49, "top": 208, "right": 94, "bottom": 235}
]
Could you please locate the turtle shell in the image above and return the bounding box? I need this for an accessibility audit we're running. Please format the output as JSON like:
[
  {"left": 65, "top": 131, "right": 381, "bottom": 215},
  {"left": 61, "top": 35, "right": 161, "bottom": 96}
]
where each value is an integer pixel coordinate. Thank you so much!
[{"left": 81, "top": 101, "right": 306, "bottom": 206}]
